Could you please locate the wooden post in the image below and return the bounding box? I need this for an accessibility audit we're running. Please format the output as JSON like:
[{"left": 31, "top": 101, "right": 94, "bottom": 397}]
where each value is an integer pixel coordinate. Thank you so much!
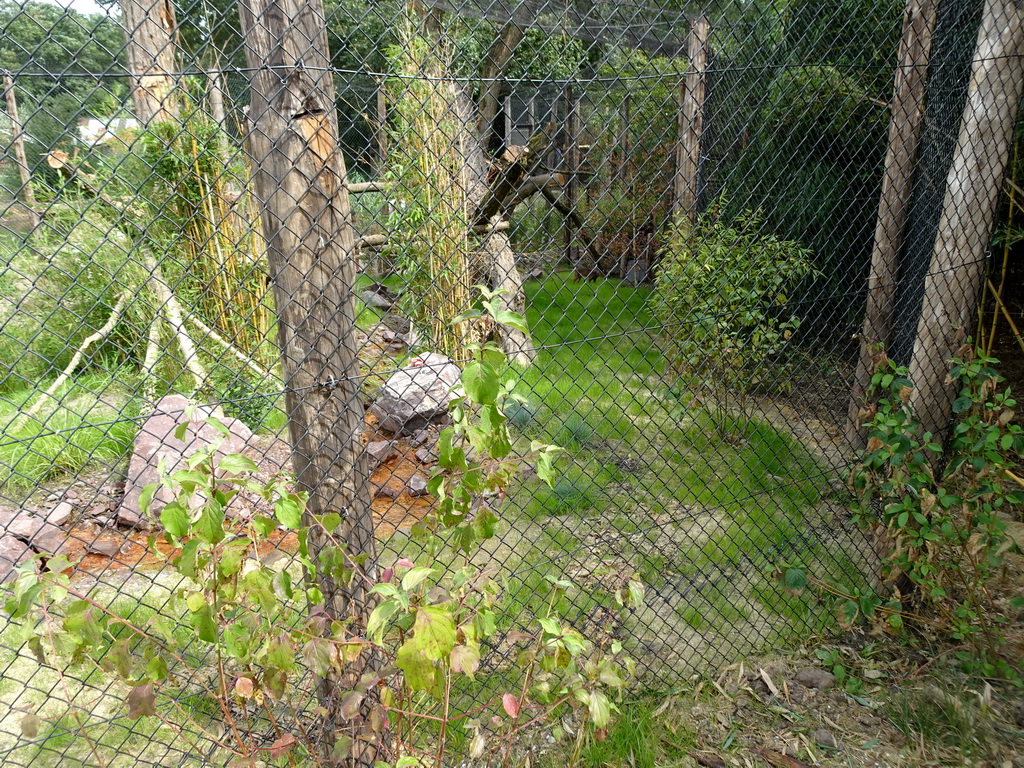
[
  {"left": 907, "top": 0, "right": 1024, "bottom": 447},
  {"left": 118, "top": 0, "right": 179, "bottom": 125},
  {"left": 375, "top": 75, "right": 387, "bottom": 172},
  {"left": 503, "top": 93, "right": 512, "bottom": 148},
  {"left": 2, "top": 73, "right": 38, "bottom": 228},
  {"left": 674, "top": 14, "right": 709, "bottom": 222},
  {"left": 617, "top": 91, "right": 631, "bottom": 193},
  {"left": 564, "top": 82, "right": 582, "bottom": 273},
  {"left": 208, "top": 69, "right": 226, "bottom": 125},
  {"left": 846, "top": 0, "right": 939, "bottom": 449},
  {"left": 237, "top": 0, "right": 379, "bottom": 763}
]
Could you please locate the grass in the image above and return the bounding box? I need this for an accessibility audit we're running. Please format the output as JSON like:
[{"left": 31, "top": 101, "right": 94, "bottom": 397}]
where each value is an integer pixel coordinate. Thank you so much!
[{"left": 0, "top": 372, "right": 139, "bottom": 496}]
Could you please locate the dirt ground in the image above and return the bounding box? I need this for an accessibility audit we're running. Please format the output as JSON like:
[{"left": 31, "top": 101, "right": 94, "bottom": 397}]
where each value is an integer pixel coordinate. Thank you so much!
[{"left": 534, "top": 520, "right": 1024, "bottom": 768}]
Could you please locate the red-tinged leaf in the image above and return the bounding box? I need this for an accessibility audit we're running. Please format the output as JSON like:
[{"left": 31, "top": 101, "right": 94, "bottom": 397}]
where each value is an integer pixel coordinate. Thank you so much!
[
  {"left": 268, "top": 733, "right": 298, "bottom": 759},
  {"left": 450, "top": 644, "right": 480, "bottom": 677},
  {"left": 339, "top": 691, "right": 364, "bottom": 720},
  {"left": 594, "top": 727, "right": 608, "bottom": 742},
  {"left": 396, "top": 558, "right": 414, "bottom": 568},
  {"left": 20, "top": 713, "right": 41, "bottom": 738},
  {"left": 381, "top": 567, "right": 394, "bottom": 583},
  {"left": 234, "top": 677, "right": 254, "bottom": 699},
  {"left": 502, "top": 693, "right": 520, "bottom": 718},
  {"left": 126, "top": 684, "right": 157, "bottom": 719}
]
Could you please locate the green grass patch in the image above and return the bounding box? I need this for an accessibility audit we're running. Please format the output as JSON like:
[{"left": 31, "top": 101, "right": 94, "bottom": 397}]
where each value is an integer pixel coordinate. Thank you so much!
[{"left": 0, "top": 373, "right": 139, "bottom": 496}]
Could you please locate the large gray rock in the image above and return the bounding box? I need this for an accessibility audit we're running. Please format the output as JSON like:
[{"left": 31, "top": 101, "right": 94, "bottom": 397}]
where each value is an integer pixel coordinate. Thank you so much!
[
  {"left": 121, "top": 395, "right": 254, "bottom": 527},
  {"left": 369, "top": 353, "right": 462, "bottom": 436}
]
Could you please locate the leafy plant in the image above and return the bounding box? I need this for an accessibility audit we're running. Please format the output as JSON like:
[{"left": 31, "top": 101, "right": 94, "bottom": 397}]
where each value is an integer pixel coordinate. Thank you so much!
[
  {"left": 652, "top": 199, "right": 816, "bottom": 437},
  {"left": 837, "top": 351, "right": 1022, "bottom": 678},
  {"left": 5, "top": 295, "right": 639, "bottom": 767}
]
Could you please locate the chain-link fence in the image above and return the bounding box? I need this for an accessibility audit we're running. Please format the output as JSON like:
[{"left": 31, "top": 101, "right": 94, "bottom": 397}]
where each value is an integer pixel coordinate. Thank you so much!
[{"left": 0, "top": 0, "right": 1021, "bottom": 764}]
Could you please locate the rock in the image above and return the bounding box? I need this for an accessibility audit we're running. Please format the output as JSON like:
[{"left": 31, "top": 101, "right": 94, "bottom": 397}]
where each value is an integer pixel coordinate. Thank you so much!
[
  {"left": 366, "top": 440, "right": 398, "bottom": 466},
  {"left": 48, "top": 501, "right": 75, "bottom": 527},
  {"left": 369, "top": 353, "right": 462, "bottom": 436},
  {"left": 1, "top": 506, "right": 65, "bottom": 549},
  {"left": 794, "top": 668, "right": 836, "bottom": 691},
  {"left": 0, "top": 534, "right": 32, "bottom": 581},
  {"left": 407, "top": 473, "right": 430, "bottom": 497},
  {"left": 374, "top": 483, "right": 401, "bottom": 500},
  {"left": 812, "top": 729, "right": 838, "bottom": 749},
  {"left": 409, "top": 428, "right": 434, "bottom": 448},
  {"left": 360, "top": 288, "right": 396, "bottom": 310},
  {"left": 121, "top": 395, "right": 255, "bottom": 527},
  {"left": 87, "top": 540, "right": 122, "bottom": 557},
  {"left": 415, "top": 446, "right": 438, "bottom": 465}
]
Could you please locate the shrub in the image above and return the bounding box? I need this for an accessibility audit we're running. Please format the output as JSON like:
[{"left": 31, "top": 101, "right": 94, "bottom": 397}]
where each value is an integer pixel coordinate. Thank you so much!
[
  {"left": 838, "top": 352, "right": 1023, "bottom": 678},
  {"left": 652, "top": 199, "right": 816, "bottom": 433}
]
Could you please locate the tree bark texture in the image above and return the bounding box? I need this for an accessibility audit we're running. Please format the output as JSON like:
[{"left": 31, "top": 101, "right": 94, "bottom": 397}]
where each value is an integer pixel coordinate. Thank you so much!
[
  {"left": 119, "top": 0, "right": 179, "bottom": 125},
  {"left": 237, "top": 0, "right": 379, "bottom": 764},
  {"left": 674, "top": 15, "right": 709, "bottom": 223},
  {"left": 3, "top": 74, "right": 38, "bottom": 225},
  {"left": 907, "top": 0, "right": 1024, "bottom": 445},
  {"left": 845, "top": 0, "right": 938, "bottom": 450}
]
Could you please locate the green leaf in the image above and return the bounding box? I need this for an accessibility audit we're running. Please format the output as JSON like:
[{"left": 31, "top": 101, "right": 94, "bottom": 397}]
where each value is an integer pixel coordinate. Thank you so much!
[
  {"left": 952, "top": 396, "right": 973, "bottom": 414},
  {"left": 401, "top": 567, "right": 436, "bottom": 592},
  {"left": 462, "top": 362, "right": 500, "bottom": 405},
  {"left": 196, "top": 505, "right": 225, "bottom": 545},
  {"left": 589, "top": 690, "right": 612, "bottom": 728},
  {"left": 160, "top": 502, "right": 189, "bottom": 539},
  {"left": 396, "top": 606, "right": 456, "bottom": 696},
  {"left": 219, "top": 454, "right": 258, "bottom": 476},
  {"left": 367, "top": 598, "right": 401, "bottom": 645},
  {"left": 782, "top": 567, "right": 807, "bottom": 593},
  {"left": 492, "top": 310, "right": 529, "bottom": 334},
  {"left": 274, "top": 496, "right": 304, "bottom": 529},
  {"left": 252, "top": 514, "right": 277, "bottom": 538}
]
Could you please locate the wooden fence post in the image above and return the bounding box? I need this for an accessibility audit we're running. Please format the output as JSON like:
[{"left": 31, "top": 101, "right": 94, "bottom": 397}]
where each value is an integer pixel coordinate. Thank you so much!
[
  {"left": 845, "top": 0, "right": 939, "bottom": 449},
  {"left": 237, "top": 0, "right": 379, "bottom": 763},
  {"left": 2, "top": 73, "right": 38, "bottom": 228},
  {"left": 908, "top": 0, "right": 1024, "bottom": 448},
  {"left": 564, "top": 82, "right": 582, "bottom": 273},
  {"left": 674, "top": 14, "right": 709, "bottom": 223}
]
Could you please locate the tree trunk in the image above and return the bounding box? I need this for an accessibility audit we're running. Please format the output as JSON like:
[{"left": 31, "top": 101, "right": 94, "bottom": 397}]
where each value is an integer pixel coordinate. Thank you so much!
[
  {"left": 237, "top": 0, "right": 379, "bottom": 764},
  {"left": 119, "top": 0, "right": 179, "bottom": 125},
  {"left": 846, "top": 0, "right": 939, "bottom": 450},
  {"left": 674, "top": 15, "right": 709, "bottom": 222},
  {"left": 456, "top": 90, "right": 537, "bottom": 364},
  {"left": 3, "top": 74, "right": 38, "bottom": 228},
  {"left": 907, "top": 0, "right": 1024, "bottom": 446}
]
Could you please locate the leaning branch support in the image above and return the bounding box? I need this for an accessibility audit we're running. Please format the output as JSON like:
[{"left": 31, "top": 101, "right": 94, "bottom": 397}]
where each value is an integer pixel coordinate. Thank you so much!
[{"left": 14, "top": 293, "right": 129, "bottom": 431}]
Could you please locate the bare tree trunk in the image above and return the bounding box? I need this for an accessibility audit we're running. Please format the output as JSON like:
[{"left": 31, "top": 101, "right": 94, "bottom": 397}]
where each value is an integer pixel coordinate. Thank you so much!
[
  {"left": 3, "top": 74, "right": 38, "bottom": 228},
  {"left": 907, "top": 0, "right": 1024, "bottom": 446},
  {"left": 119, "top": 0, "right": 179, "bottom": 125},
  {"left": 237, "top": 0, "right": 379, "bottom": 765},
  {"left": 674, "top": 15, "right": 709, "bottom": 222},
  {"left": 846, "top": 0, "right": 938, "bottom": 450}
]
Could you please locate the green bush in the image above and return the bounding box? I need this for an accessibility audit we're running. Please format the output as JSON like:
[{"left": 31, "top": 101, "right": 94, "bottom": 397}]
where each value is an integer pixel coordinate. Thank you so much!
[{"left": 652, "top": 199, "right": 816, "bottom": 432}]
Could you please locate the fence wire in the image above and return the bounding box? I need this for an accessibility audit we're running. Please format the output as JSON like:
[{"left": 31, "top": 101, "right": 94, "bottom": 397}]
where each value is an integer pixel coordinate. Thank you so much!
[{"left": 0, "top": 0, "right": 1021, "bottom": 764}]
